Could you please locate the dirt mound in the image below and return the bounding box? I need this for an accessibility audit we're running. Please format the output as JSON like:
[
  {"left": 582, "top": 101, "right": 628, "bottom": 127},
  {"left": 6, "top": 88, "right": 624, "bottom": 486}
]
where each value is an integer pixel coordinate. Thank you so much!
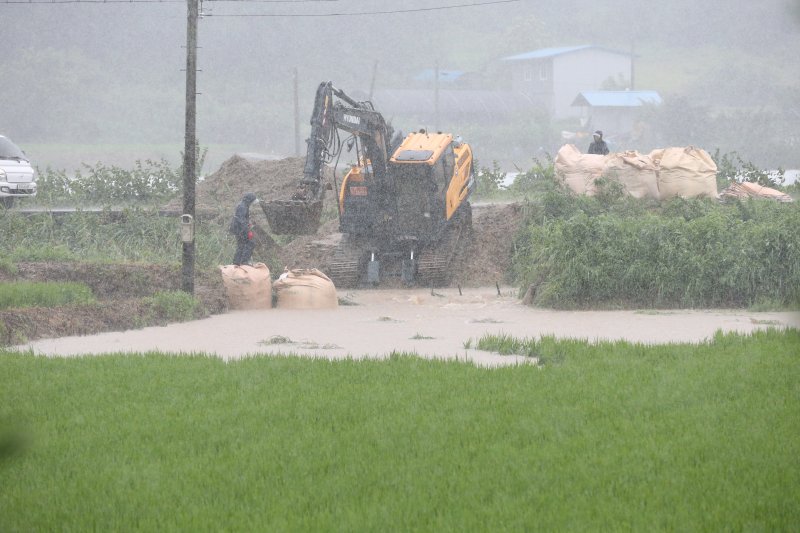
[
  {"left": 454, "top": 202, "right": 525, "bottom": 286},
  {"left": 164, "top": 155, "right": 333, "bottom": 215}
]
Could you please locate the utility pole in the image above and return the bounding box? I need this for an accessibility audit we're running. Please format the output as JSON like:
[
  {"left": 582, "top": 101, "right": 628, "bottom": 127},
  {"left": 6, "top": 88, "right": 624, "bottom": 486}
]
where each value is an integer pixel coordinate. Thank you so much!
[
  {"left": 182, "top": 0, "right": 198, "bottom": 294},
  {"left": 293, "top": 67, "right": 300, "bottom": 156},
  {"left": 434, "top": 60, "right": 440, "bottom": 132},
  {"left": 368, "top": 60, "right": 378, "bottom": 101}
]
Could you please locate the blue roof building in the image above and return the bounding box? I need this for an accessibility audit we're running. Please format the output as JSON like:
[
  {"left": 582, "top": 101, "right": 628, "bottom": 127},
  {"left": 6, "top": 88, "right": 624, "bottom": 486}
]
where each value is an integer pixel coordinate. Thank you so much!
[{"left": 499, "top": 45, "right": 635, "bottom": 121}]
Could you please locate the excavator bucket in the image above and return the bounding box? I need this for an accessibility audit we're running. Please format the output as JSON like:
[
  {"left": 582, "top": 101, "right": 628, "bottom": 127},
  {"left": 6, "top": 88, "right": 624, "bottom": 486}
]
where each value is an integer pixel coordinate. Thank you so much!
[{"left": 261, "top": 198, "right": 323, "bottom": 235}]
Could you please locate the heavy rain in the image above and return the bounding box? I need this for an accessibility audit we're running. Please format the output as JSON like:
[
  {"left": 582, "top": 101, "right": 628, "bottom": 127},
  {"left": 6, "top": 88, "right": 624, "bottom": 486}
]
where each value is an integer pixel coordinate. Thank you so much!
[{"left": 1, "top": 1, "right": 799, "bottom": 529}]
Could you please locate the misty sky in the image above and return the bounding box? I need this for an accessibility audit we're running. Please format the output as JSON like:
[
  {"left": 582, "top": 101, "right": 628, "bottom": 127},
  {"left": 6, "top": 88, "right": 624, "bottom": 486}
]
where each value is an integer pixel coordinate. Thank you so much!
[{"left": 1, "top": 0, "right": 798, "bottom": 170}]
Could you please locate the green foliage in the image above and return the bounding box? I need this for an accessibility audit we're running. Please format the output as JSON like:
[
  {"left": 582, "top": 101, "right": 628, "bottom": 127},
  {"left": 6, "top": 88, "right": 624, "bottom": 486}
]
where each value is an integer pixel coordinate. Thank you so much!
[
  {"left": 473, "top": 160, "right": 507, "bottom": 198},
  {"left": 1, "top": 329, "right": 798, "bottom": 530},
  {"left": 506, "top": 155, "right": 556, "bottom": 196},
  {"left": 33, "top": 147, "right": 207, "bottom": 207},
  {"left": 0, "top": 281, "right": 94, "bottom": 310},
  {"left": 639, "top": 96, "right": 800, "bottom": 168},
  {"left": 513, "top": 188, "right": 800, "bottom": 309},
  {"left": 35, "top": 159, "right": 181, "bottom": 206},
  {"left": 142, "top": 290, "right": 202, "bottom": 323}
]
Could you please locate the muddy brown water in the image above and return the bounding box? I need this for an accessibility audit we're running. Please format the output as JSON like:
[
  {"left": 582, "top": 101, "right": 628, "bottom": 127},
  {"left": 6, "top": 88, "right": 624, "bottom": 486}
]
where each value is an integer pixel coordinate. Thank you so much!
[{"left": 14, "top": 287, "right": 800, "bottom": 367}]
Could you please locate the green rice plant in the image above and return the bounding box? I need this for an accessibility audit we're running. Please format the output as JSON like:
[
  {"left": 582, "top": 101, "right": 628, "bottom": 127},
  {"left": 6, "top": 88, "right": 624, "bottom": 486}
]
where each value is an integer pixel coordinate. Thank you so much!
[
  {"left": 0, "top": 329, "right": 797, "bottom": 531},
  {"left": 0, "top": 281, "right": 94, "bottom": 309},
  {"left": 475, "top": 332, "right": 538, "bottom": 357}
]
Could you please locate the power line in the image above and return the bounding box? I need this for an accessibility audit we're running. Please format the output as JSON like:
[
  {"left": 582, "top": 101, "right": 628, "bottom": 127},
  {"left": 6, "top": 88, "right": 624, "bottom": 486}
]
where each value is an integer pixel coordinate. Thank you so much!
[
  {"left": 0, "top": 0, "right": 182, "bottom": 3},
  {"left": 0, "top": 0, "right": 338, "bottom": 3},
  {"left": 205, "top": 0, "right": 520, "bottom": 16},
  {"left": 0, "top": 0, "right": 520, "bottom": 11}
]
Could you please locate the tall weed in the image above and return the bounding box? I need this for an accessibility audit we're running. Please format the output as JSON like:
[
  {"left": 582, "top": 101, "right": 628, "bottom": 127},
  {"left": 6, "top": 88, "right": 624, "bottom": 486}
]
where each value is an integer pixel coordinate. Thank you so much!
[
  {"left": 0, "top": 209, "right": 251, "bottom": 268},
  {"left": 514, "top": 191, "right": 800, "bottom": 309}
]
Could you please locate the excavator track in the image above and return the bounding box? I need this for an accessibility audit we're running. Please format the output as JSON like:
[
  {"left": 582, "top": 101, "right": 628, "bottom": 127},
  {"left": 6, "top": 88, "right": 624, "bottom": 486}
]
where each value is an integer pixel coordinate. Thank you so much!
[
  {"left": 328, "top": 235, "right": 365, "bottom": 289},
  {"left": 416, "top": 202, "right": 472, "bottom": 287}
]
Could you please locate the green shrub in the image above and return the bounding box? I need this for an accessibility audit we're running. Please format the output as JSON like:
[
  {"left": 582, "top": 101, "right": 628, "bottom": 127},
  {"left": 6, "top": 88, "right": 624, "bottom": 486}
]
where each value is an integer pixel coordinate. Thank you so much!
[
  {"left": 506, "top": 155, "right": 556, "bottom": 196},
  {"left": 473, "top": 160, "right": 507, "bottom": 198},
  {"left": 35, "top": 159, "right": 181, "bottom": 206},
  {"left": 0, "top": 281, "right": 94, "bottom": 309}
]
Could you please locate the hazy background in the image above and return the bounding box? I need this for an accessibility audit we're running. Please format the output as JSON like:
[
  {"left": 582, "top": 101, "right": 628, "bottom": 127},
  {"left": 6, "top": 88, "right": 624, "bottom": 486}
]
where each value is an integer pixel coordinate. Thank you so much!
[{"left": 2, "top": 0, "right": 799, "bottom": 173}]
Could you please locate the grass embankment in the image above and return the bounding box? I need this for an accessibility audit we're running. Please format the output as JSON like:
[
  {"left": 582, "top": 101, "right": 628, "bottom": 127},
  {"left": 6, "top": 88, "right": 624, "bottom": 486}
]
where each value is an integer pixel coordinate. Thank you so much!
[
  {"left": 0, "top": 281, "right": 94, "bottom": 309},
  {"left": 2, "top": 329, "right": 798, "bottom": 530}
]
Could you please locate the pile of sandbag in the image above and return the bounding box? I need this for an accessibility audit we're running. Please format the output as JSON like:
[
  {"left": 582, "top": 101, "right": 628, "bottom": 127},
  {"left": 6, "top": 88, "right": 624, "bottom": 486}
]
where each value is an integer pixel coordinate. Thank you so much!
[
  {"left": 719, "top": 181, "right": 793, "bottom": 203},
  {"left": 273, "top": 268, "right": 338, "bottom": 309},
  {"left": 219, "top": 263, "right": 272, "bottom": 310},
  {"left": 219, "top": 264, "right": 339, "bottom": 311},
  {"left": 555, "top": 144, "right": 718, "bottom": 200}
]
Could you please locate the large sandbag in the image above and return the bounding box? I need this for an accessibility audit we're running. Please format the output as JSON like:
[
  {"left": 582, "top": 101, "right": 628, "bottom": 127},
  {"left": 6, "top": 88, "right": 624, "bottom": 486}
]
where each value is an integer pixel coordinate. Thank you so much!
[
  {"left": 219, "top": 263, "right": 272, "bottom": 310},
  {"left": 650, "top": 147, "right": 718, "bottom": 200},
  {"left": 555, "top": 144, "right": 605, "bottom": 195},
  {"left": 602, "top": 151, "right": 660, "bottom": 199},
  {"left": 273, "top": 268, "right": 338, "bottom": 309}
]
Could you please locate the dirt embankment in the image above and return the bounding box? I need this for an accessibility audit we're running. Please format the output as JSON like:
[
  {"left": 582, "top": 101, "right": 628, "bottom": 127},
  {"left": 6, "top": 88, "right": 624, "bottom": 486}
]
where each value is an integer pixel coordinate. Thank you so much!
[{"left": 0, "top": 262, "right": 227, "bottom": 346}]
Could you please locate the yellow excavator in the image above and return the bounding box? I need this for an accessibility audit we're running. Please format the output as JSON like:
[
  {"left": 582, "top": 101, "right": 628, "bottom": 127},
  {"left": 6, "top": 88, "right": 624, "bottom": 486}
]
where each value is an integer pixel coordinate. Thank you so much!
[{"left": 262, "top": 81, "right": 474, "bottom": 287}]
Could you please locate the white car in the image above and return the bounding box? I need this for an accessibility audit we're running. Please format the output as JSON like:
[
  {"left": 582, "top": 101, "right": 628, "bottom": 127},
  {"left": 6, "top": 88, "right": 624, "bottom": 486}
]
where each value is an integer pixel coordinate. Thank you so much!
[{"left": 0, "top": 134, "right": 37, "bottom": 208}]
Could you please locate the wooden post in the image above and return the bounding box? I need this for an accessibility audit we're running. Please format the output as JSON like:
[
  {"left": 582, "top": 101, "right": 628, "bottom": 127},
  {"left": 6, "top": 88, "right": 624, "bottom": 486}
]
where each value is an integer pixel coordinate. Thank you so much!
[
  {"left": 182, "top": 0, "right": 198, "bottom": 294},
  {"left": 369, "top": 60, "right": 378, "bottom": 100},
  {"left": 293, "top": 67, "right": 301, "bottom": 156},
  {"left": 434, "top": 60, "right": 440, "bottom": 132}
]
